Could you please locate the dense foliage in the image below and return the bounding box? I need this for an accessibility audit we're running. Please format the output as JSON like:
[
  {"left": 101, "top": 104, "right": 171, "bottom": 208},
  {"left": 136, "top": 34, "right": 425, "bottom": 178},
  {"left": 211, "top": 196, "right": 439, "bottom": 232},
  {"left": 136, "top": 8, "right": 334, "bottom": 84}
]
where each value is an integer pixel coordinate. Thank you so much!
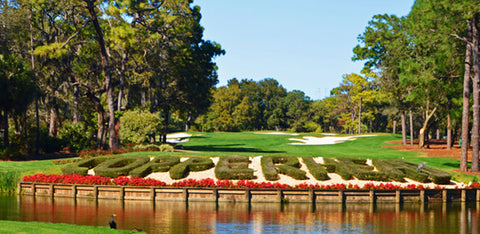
[{"left": 0, "top": 0, "right": 223, "bottom": 159}]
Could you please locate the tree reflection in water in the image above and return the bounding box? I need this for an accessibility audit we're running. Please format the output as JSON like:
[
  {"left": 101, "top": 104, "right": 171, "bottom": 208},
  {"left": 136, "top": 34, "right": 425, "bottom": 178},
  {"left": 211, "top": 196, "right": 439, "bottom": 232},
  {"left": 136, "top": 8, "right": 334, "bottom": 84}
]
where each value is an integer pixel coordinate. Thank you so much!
[{"left": 0, "top": 195, "right": 478, "bottom": 233}]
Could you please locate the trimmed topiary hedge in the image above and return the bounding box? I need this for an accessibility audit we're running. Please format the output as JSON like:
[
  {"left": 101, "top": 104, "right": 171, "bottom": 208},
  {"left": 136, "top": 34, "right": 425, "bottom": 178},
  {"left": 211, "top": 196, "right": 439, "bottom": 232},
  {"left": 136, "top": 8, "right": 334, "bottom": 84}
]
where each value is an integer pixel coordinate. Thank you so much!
[
  {"left": 169, "top": 157, "right": 214, "bottom": 179},
  {"left": 215, "top": 156, "right": 255, "bottom": 180},
  {"left": 261, "top": 156, "right": 308, "bottom": 181},
  {"left": 94, "top": 156, "right": 150, "bottom": 178},
  {"left": 323, "top": 158, "right": 353, "bottom": 180},
  {"left": 421, "top": 166, "right": 451, "bottom": 184},
  {"left": 61, "top": 156, "right": 114, "bottom": 175},
  {"left": 261, "top": 156, "right": 279, "bottom": 181},
  {"left": 129, "top": 156, "right": 181, "bottom": 178},
  {"left": 302, "top": 157, "right": 330, "bottom": 180},
  {"left": 336, "top": 158, "right": 391, "bottom": 182},
  {"left": 371, "top": 159, "right": 406, "bottom": 182},
  {"left": 383, "top": 159, "right": 429, "bottom": 183},
  {"left": 53, "top": 158, "right": 82, "bottom": 165}
]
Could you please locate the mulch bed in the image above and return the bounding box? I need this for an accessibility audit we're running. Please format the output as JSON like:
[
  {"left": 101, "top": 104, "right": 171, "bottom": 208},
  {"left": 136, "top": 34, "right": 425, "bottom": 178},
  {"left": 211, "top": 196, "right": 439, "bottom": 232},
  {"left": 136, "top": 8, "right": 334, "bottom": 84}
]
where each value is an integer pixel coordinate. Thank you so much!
[{"left": 382, "top": 139, "right": 462, "bottom": 159}]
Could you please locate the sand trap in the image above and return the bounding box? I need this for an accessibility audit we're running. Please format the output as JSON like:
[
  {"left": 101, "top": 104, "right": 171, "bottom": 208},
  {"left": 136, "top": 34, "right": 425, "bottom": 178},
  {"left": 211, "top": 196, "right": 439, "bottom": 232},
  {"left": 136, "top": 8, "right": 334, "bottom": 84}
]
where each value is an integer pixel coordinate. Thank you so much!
[
  {"left": 145, "top": 156, "right": 460, "bottom": 189},
  {"left": 289, "top": 135, "right": 376, "bottom": 145},
  {"left": 255, "top": 132, "right": 299, "bottom": 136},
  {"left": 166, "top": 133, "right": 192, "bottom": 144}
]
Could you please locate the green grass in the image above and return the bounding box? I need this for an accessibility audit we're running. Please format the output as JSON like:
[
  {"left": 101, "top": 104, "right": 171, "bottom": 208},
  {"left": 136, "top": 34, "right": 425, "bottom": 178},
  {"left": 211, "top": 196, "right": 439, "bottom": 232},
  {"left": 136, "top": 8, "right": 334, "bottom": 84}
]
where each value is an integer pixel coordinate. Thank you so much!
[
  {"left": 0, "top": 220, "right": 138, "bottom": 233},
  {"left": 0, "top": 159, "right": 63, "bottom": 173},
  {"left": 178, "top": 132, "right": 415, "bottom": 158},
  {"left": 0, "top": 131, "right": 474, "bottom": 183}
]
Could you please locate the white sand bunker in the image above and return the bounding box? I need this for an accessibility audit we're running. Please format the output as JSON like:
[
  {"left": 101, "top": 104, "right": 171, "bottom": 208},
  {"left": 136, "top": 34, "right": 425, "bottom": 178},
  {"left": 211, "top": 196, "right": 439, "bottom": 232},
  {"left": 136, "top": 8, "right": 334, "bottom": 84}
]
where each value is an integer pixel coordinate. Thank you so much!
[
  {"left": 255, "top": 132, "right": 299, "bottom": 136},
  {"left": 166, "top": 133, "right": 192, "bottom": 144},
  {"left": 289, "top": 135, "right": 376, "bottom": 145}
]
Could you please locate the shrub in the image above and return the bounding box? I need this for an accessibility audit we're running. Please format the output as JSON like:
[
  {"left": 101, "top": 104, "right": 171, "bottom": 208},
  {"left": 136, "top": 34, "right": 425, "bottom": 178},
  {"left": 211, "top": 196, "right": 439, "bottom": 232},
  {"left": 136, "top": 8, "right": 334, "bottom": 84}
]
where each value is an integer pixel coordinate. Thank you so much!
[
  {"left": 0, "top": 171, "right": 20, "bottom": 194},
  {"left": 261, "top": 156, "right": 308, "bottom": 181},
  {"left": 52, "top": 158, "right": 82, "bottom": 165},
  {"left": 371, "top": 159, "right": 406, "bottom": 182},
  {"left": 302, "top": 157, "right": 330, "bottom": 180},
  {"left": 78, "top": 148, "right": 130, "bottom": 159},
  {"left": 215, "top": 156, "right": 255, "bottom": 180},
  {"left": 58, "top": 121, "right": 95, "bottom": 153},
  {"left": 119, "top": 110, "right": 163, "bottom": 144},
  {"left": 384, "top": 159, "right": 429, "bottom": 183},
  {"left": 323, "top": 158, "right": 353, "bottom": 180},
  {"left": 336, "top": 158, "right": 391, "bottom": 181},
  {"left": 423, "top": 167, "right": 451, "bottom": 184},
  {"left": 129, "top": 156, "right": 181, "bottom": 177},
  {"left": 133, "top": 144, "right": 174, "bottom": 152},
  {"left": 169, "top": 157, "right": 214, "bottom": 179},
  {"left": 61, "top": 156, "right": 113, "bottom": 175},
  {"left": 94, "top": 156, "right": 150, "bottom": 178},
  {"left": 260, "top": 156, "right": 279, "bottom": 181}
]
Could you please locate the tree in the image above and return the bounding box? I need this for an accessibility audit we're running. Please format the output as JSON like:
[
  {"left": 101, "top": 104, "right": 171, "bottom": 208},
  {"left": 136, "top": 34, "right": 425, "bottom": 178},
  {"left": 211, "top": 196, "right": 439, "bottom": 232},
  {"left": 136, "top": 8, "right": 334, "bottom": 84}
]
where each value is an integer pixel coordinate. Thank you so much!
[
  {"left": 0, "top": 54, "right": 35, "bottom": 148},
  {"left": 353, "top": 14, "right": 411, "bottom": 143}
]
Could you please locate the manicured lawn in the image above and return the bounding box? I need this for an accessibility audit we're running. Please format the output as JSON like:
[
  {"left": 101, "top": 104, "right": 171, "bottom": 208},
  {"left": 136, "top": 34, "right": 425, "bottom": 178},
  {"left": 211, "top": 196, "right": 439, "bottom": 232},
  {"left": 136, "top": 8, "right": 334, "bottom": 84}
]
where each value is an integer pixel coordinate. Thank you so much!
[
  {"left": 0, "top": 132, "right": 472, "bottom": 182},
  {"left": 0, "top": 160, "right": 62, "bottom": 173},
  {"left": 0, "top": 220, "right": 138, "bottom": 233}
]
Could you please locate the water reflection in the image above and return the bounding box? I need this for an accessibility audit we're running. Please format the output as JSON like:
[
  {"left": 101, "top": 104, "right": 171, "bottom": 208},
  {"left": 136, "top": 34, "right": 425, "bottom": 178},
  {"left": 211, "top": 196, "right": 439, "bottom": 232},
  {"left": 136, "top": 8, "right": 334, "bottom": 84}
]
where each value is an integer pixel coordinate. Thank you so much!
[{"left": 0, "top": 195, "right": 479, "bottom": 233}]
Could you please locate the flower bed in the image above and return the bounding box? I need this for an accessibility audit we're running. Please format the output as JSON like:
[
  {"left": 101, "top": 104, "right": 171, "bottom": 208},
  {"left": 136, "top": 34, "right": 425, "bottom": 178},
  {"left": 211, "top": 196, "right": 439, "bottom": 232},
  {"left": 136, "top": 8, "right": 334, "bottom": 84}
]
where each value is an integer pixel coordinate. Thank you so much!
[{"left": 22, "top": 174, "right": 448, "bottom": 190}]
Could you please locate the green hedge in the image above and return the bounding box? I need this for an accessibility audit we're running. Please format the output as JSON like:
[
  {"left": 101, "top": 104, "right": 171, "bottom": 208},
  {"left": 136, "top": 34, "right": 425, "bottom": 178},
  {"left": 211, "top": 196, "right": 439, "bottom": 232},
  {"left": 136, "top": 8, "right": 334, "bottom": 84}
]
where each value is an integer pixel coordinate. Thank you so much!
[
  {"left": 261, "top": 156, "right": 308, "bottom": 181},
  {"left": 129, "top": 156, "right": 181, "bottom": 177},
  {"left": 371, "top": 159, "right": 406, "bottom": 182},
  {"left": 261, "top": 156, "right": 279, "bottom": 181},
  {"left": 169, "top": 157, "right": 214, "bottom": 179},
  {"left": 323, "top": 158, "right": 353, "bottom": 180},
  {"left": 422, "top": 166, "right": 451, "bottom": 184},
  {"left": 385, "top": 159, "right": 451, "bottom": 184},
  {"left": 336, "top": 158, "right": 390, "bottom": 182},
  {"left": 384, "top": 159, "right": 429, "bottom": 183},
  {"left": 94, "top": 156, "right": 150, "bottom": 178},
  {"left": 61, "top": 156, "right": 114, "bottom": 175},
  {"left": 302, "top": 157, "right": 330, "bottom": 180},
  {"left": 53, "top": 158, "right": 82, "bottom": 165},
  {"left": 215, "top": 156, "right": 255, "bottom": 180}
]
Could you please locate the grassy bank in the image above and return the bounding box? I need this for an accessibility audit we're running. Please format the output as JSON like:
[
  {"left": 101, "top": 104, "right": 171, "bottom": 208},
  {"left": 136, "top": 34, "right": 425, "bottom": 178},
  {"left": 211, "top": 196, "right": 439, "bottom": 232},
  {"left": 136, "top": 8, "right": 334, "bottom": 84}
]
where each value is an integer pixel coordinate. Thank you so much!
[{"left": 0, "top": 220, "right": 139, "bottom": 233}]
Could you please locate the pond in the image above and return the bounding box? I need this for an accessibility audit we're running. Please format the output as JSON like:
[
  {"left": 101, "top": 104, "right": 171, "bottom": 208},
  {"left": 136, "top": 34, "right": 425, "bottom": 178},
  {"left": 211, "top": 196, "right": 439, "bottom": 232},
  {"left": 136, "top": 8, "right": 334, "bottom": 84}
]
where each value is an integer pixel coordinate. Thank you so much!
[{"left": 0, "top": 195, "right": 479, "bottom": 233}]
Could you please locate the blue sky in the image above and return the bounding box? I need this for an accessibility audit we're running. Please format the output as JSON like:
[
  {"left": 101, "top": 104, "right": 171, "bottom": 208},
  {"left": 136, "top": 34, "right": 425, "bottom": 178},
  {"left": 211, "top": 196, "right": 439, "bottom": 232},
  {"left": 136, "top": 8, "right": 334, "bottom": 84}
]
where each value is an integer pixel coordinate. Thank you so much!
[{"left": 194, "top": 0, "right": 415, "bottom": 100}]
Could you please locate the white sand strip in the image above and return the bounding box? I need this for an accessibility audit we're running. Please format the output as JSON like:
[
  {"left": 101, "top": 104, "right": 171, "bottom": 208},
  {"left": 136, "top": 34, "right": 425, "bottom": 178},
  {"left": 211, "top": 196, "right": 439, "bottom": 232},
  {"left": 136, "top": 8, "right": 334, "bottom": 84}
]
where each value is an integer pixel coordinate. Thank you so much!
[{"left": 289, "top": 135, "right": 376, "bottom": 145}]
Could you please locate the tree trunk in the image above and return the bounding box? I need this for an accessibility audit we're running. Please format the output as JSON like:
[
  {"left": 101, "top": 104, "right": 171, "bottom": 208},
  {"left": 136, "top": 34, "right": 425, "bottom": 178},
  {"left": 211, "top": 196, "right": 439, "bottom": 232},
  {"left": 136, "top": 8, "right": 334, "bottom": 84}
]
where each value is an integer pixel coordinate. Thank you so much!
[
  {"left": 117, "top": 52, "right": 127, "bottom": 111},
  {"left": 141, "top": 90, "right": 146, "bottom": 108},
  {"left": 436, "top": 129, "right": 440, "bottom": 140},
  {"left": 84, "top": 88, "right": 108, "bottom": 149},
  {"left": 393, "top": 120, "right": 397, "bottom": 134},
  {"left": 73, "top": 84, "right": 79, "bottom": 124},
  {"left": 29, "top": 11, "right": 39, "bottom": 156},
  {"left": 401, "top": 112, "right": 407, "bottom": 145},
  {"left": 472, "top": 14, "right": 480, "bottom": 172},
  {"left": 461, "top": 18, "right": 473, "bottom": 172},
  {"left": 409, "top": 109, "right": 414, "bottom": 146},
  {"left": 97, "top": 111, "right": 107, "bottom": 149},
  {"left": 85, "top": 0, "right": 118, "bottom": 150},
  {"left": 447, "top": 113, "right": 452, "bottom": 150},
  {"left": 419, "top": 107, "right": 437, "bottom": 149},
  {"left": 162, "top": 109, "right": 170, "bottom": 144},
  {"left": 49, "top": 108, "right": 56, "bottom": 137},
  {"left": 2, "top": 111, "right": 8, "bottom": 147},
  {"left": 358, "top": 97, "right": 362, "bottom": 134}
]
